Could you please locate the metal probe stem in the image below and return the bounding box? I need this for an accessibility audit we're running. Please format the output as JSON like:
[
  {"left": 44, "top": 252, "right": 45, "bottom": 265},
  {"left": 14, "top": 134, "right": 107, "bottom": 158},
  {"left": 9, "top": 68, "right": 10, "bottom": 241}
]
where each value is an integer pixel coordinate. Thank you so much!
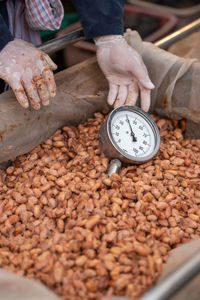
[{"left": 107, "top": 159, "right": 122, "bottom": 176}]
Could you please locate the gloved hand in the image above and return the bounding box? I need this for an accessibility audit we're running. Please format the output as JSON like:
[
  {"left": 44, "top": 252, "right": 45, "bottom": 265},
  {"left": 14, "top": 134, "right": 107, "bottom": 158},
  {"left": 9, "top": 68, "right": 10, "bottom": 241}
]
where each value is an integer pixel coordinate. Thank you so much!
[
  {"left": 0, "top": 38, "right": 57, "bottom": 110},
  {"left": 94, "top": 35, "right": 154, "bottom": 111}
]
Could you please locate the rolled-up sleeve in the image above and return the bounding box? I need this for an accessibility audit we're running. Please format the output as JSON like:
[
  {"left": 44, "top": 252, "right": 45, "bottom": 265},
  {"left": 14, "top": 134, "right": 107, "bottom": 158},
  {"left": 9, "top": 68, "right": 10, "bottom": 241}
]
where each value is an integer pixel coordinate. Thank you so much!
[{"left": 72, "top": 0, "right": 124, "bottom": 39}]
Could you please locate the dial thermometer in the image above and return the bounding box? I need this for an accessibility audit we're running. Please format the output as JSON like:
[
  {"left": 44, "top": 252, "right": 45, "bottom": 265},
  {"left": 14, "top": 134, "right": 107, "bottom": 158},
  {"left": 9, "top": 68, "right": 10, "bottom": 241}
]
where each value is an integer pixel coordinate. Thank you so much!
[{"left": 99, "top": 106, "right": 160, "bottom": 165}]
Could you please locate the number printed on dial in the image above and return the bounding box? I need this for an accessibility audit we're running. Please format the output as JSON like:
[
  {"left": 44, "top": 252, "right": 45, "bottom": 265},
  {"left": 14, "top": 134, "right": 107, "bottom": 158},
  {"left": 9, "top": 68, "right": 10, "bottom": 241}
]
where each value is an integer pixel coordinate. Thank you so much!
[{"left": 111, "top": 110, "right": 155, "bottom": 158}]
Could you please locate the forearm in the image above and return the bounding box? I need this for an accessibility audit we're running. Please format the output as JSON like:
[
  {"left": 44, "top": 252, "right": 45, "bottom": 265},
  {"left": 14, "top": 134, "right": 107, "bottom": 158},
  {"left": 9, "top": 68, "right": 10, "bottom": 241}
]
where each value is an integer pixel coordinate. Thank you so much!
[{"left": 72, "top": 0, "right": 124, "bottom": 39}]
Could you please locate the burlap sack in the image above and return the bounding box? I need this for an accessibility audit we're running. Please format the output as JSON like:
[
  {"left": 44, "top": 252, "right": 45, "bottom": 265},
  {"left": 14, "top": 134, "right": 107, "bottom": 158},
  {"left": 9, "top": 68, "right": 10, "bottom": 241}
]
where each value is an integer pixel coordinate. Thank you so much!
[
  {"left": 0, "top": 268, "right": 60, "bottom": 300},
  {"left": 124, "top": 29, "right": 200, "bottom": 123},
  {"left": 168, "top": 31, "right": 200, "bottom": 61}
]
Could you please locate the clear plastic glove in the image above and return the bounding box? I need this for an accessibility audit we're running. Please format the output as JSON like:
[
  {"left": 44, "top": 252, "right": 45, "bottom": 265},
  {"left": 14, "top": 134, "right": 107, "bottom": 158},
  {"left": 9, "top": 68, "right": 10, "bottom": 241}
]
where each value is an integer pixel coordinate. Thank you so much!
[
  {"left": 0, "top": 38, "right": 57, "bottom": 110},
  {"left": 94, "top": 35, "right": 154, "bottom": 111}
]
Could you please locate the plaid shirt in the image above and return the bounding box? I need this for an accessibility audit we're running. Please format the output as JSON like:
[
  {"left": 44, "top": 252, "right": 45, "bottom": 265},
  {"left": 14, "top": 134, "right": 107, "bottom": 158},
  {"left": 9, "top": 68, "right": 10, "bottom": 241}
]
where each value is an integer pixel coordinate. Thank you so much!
[{"left": 6, "top": 0, "right": 64, "bottom": 45}]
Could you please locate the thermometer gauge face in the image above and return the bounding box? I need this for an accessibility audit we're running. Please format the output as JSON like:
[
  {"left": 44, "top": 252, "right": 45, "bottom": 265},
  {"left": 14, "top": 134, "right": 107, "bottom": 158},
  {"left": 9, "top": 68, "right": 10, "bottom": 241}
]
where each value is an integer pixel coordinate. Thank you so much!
[{"left": 99, "top": 106, "right": 160, "bottom": 164}]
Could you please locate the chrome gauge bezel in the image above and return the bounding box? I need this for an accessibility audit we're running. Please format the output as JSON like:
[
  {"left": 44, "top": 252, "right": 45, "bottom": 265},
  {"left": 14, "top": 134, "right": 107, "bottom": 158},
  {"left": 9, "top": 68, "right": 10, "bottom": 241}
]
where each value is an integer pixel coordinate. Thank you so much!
[{"left": 99, "top": 106, "right": 160, "bottom": 164}]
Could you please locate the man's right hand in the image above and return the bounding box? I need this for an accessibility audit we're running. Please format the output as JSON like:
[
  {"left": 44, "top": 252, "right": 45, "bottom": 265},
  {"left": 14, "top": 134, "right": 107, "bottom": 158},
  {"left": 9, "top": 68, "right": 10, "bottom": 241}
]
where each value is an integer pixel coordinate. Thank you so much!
[
  {"left": 94, "top": 35, "right": 154, "bottom": 112},
  {"left": 0, "top": 38, "right": 57, "bottom": 110}
]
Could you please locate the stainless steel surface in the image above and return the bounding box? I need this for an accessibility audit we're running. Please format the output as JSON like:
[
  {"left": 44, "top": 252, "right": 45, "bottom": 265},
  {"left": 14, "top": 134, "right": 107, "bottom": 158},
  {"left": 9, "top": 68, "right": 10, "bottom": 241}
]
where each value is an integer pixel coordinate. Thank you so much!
[
  {"left": 139, "top": 250, "right": 200, "bottom": 300},
  {"left": 104, "top": 249, "right": 200, "bottom": 300},
  {"left": 155, "top": 18, "right": 200, "bottom": 49},
  {"left": 107, "top": 159, "right": 122, "bottom": 176},
  {"left": 38, "top": 28, "right": 84, "bottom": 54}
]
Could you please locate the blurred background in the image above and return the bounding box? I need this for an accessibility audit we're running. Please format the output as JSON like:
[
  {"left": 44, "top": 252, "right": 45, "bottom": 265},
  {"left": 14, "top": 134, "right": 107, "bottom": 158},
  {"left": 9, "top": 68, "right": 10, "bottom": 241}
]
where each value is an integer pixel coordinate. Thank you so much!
[{"left": 41, "top": 0, "right": 200, "bottom": 72}]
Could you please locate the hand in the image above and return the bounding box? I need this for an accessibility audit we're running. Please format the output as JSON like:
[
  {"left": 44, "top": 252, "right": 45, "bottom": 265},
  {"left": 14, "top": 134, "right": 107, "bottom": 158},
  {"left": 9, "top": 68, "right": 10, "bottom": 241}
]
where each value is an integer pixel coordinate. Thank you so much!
[
  {"left": 94, "top": 35, "right": 154, "bottom": 112},
  {"left": 0, "top": 39, "right": 57, "bottom": 110}
]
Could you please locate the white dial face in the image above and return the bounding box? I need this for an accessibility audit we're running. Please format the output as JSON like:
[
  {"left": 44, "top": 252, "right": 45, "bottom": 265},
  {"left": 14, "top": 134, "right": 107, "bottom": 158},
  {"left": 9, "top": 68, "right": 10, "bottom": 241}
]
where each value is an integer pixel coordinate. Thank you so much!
[{"left": 110, "top": 110, "right": 155, "bottom": 159}]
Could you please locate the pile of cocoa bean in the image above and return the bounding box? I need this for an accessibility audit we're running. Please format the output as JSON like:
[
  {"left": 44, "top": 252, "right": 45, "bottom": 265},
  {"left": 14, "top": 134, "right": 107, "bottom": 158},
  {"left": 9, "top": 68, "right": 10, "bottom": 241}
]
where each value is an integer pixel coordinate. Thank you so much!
[{"left": 0, "top": 112, "right": 199, "bottom": 300}]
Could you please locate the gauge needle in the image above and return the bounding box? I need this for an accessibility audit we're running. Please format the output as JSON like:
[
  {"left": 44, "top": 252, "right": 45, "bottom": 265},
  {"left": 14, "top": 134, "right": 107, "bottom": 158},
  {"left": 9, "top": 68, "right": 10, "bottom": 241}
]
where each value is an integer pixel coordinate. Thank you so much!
[{"left": 126, "top": 114, "right": 137, "bottom": 142}]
